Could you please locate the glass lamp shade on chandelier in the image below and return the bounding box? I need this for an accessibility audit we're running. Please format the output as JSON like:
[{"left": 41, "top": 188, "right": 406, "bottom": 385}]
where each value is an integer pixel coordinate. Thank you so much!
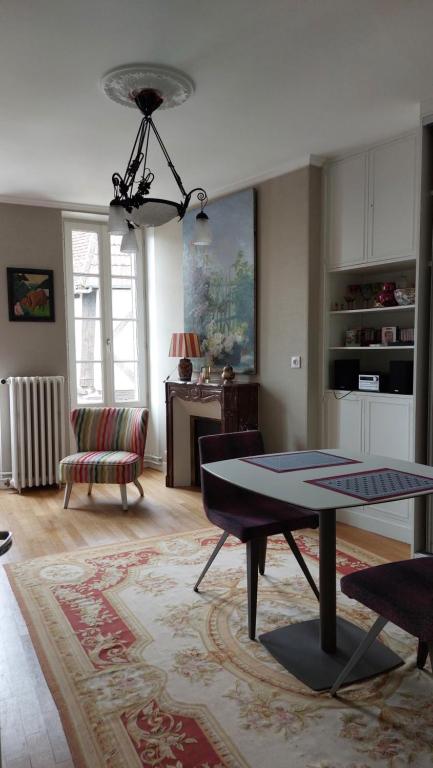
[
  {"left": 169, "top": 332, "right": 201, "bottom": 382},
  {"left": 103, "top": 64, "right": 211, "bottom": 255}
]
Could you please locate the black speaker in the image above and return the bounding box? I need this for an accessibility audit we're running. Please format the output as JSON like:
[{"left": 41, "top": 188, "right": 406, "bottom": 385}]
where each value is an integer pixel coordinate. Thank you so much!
[
  {"left": 389, "top": 360, "right": 413, "bottom": 394},
  {"left": 333, "top": 359, "right": 360, "bottom": 390}
]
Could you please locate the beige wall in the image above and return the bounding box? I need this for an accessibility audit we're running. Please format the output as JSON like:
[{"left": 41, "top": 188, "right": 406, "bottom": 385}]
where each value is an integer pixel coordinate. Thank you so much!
[
  {"left": 0, "top": 167, "right": 322, "bottom": 475},
  {"left": 150, "top": 165, "right": 322, "bottom": 461},
  {"left": 0, "top": 202, "right": 67, "bottom": 472},
  {"left": 256, "top": 165, "right": 321, "bottom": 452}
]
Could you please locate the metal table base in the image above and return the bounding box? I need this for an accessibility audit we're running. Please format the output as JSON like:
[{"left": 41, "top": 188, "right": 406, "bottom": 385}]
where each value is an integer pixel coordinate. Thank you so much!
[{"left": 260, "top": 616, "right": 402, "bottom": 691}]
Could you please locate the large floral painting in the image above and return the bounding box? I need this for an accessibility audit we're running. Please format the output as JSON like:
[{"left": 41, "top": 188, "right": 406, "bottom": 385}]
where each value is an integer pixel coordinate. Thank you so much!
[{"left": 183, "top": 188, "right": 256, "bottom": 373}]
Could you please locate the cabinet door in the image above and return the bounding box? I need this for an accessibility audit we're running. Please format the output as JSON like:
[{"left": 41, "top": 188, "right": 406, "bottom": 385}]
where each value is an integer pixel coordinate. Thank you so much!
[
  {"left": 368, "top": 134, "right": 417, "bottom": 263},
  {"left": 364, "top": 397, "right": 413, "bottom": 531},
  {"left": 326, "top": 153, "right": 367, "bottom": 269},
  {"left": 324, "top": 394, "right": 363, "bottom": 452}
]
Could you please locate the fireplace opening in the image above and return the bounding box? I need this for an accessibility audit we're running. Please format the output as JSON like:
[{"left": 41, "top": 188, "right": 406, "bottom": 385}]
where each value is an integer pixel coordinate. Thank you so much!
[{"left": 190, "top": 416, "right": 221, "bottom": 486}]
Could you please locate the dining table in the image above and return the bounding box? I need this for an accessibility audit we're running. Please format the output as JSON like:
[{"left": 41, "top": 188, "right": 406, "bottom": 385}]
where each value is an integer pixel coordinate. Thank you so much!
[{"left": 202, "top": 448, "right": 433, "bottom": 691}]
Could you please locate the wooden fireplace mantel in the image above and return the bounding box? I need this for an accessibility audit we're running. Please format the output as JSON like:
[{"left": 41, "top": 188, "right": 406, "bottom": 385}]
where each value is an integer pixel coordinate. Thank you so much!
[{"left": 165, "top": 381, "right": 260, "bottom": 487}]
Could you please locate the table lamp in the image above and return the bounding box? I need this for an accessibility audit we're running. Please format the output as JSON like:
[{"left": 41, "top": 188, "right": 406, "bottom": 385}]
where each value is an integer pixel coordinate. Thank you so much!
[{"left": 169, "top": 332, "right": 201, "bottom": 382}]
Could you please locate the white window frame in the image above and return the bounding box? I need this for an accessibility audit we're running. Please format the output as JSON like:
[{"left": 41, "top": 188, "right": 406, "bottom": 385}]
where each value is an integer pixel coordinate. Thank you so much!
[{"left": 63, "top": 215, "right": 147, "bottom": 409}]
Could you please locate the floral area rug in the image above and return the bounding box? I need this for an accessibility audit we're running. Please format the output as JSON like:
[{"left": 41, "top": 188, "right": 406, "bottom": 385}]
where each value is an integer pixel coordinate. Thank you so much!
[{"left": 6, "top": 528, "right": 433, "bottom": 768}]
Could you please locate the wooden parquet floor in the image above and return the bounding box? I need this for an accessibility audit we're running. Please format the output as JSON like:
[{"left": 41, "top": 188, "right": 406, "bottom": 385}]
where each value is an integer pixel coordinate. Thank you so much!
[{"left": 0, "top": 469, "right": 409, "bottom": 768}]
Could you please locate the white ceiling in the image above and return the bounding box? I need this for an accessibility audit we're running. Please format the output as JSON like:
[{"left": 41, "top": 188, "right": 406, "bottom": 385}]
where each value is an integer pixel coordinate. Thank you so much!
[{"left": 2, "top": 0, "right": 433, "bottom": 210}]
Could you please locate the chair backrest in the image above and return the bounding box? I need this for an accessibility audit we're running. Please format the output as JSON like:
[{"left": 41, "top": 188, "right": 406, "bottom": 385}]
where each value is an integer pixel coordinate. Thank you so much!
[
  {"left": 199, "top": 430, "right": 264, "bottom": 513},
  {"left": 71, "top": 407, "right": 149, "bottom": 456}
]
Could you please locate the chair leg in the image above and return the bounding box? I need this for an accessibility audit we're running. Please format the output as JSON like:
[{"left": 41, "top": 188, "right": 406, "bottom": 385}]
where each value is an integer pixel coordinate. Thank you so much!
[
  {"left": 63, "top": 483, "right": 72, "bottom": 509},
  {"left": 120, "top": 485, "right": 128, "bottom": 512},
  {"left": 247, "top": 539, "right": 260, "bottom": 641},
  {"left": 258, "top": 536, "right": 267, "bottom": 576},
  {"left": 283, "top": 531, "right": 320, "bottom": 600},
  {"left": 194, "top": 532, "right": 229, "bottom": 592},
  {"left": 417, "top": 640, "right": 429, "bottom": 669},
  {"left": 330, "top": 615, "right": 388, "bottom": 696},
  {"left": 87, "top": 482, "right": 93, "bottom": 496},
  {"left": 134, "top": 478, "right": 144, "bottom": 497}
]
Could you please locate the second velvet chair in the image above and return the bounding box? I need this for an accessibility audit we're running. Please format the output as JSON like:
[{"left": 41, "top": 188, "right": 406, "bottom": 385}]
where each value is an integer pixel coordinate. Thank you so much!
[{"left": 196, "top": 431, "right": 320, "bottom": 640}]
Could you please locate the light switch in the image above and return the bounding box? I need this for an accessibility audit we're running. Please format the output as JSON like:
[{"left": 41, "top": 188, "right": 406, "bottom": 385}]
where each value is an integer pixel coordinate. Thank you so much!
[{"left": 291, "top": 356, "right": 301, "bottom": 369}]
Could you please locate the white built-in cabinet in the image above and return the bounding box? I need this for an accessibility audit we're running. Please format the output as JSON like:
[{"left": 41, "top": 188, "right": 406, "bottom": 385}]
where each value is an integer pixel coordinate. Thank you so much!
[
  {"left": 326, "top": 152, "right": 367, "bottom": 269},
  {"left": 324, "top": 391, "right": 414, "bottom": 542},
  {"left": 322, "top": 129, "right": 421, "bottom": 544},
  {"left": 326, "top": 133, "right": 417, "bottom": 270}
]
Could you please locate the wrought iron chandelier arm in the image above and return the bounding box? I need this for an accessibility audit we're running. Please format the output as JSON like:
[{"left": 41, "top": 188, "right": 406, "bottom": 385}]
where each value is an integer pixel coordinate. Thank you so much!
[{"left": 149, "top": 118, "right": 188, "bottom": 199}]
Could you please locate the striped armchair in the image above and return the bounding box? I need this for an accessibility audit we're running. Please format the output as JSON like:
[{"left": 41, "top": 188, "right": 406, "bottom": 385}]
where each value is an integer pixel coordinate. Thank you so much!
[{"left": 59, "top": 407, "right": 149, "bottom": 511}]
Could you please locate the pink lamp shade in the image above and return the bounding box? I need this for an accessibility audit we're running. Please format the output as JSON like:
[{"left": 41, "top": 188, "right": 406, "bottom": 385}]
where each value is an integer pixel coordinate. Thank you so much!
[
  {"left": 169, "top": 333, "right": 201, "bottom": 359},
  {"left": 169, "top": 332, "right": 201, "bottom": 382}
]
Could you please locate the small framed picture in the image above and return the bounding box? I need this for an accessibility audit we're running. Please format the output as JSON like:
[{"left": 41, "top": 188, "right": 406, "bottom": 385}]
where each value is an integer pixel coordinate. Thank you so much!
[
  {"left": 7, "top": 267, "right": 55, "bottom": 322},
  {"left": 381, "top": 326, "right": 397, "bottom": 345}
]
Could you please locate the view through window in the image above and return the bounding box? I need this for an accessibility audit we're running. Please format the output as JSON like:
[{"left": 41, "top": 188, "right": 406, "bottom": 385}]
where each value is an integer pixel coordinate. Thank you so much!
[{"left": 64, "top": 220, "right": 145, "bottom": 406}]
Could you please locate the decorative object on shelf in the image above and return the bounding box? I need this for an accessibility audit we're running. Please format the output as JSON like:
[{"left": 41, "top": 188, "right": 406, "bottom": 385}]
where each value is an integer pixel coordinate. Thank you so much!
[
  {"left": 201, "top": 364, "right": 212, "bottom": 383},
  {"left": 7, "top": 267, "right": 55, "bottom": 322},
  {"left": 399, "top": 327, "right": 415, "bottom": 344},
  {"left": 360, "top": 282, "right": 373, "bottom": 308},
  {"left": 103, "top": 64, "right": 209, "bottom": 244},
  {"left": 221, "top": 364, "right": 235, "bottom": 384},
  {"left": 345, "top": 329, "right": 361, "bottom": 347},
  {"left": 381, "top": 326, "right": 397, "bottom": 346},
  {"left": 360, "top": 327, "right": 377, "bottom": 346},
  {"left": 377, "top": 282, "right": 397, "bottom": 307},
  {"left": 183, "top": 188, "right": 256, "bottom": 373},
  {"left": 169, "top": 332, "right": 201, "bottom": 382},
  {"left": 394, "top": 287, "right": 416, "bottom": 306}
]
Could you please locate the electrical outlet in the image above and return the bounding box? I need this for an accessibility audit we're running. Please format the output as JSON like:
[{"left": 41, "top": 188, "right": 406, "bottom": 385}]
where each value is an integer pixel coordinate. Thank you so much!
[{"left": 291, "top": 356, "right": 301, "bottom": 369}]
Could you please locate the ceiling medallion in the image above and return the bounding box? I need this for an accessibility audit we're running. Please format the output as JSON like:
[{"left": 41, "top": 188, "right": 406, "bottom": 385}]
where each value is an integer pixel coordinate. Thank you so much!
[
  {"left": 101, "top": 64, "right": 195, "bottom": 110},
  {"left": 102, "top": 64, "right": 210, "bottom": 253}
]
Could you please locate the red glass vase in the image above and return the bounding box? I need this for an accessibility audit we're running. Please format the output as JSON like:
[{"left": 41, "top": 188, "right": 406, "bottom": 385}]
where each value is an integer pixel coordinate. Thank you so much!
[{"left": 377, "top": 282, "right": 397, "bottom": 307}]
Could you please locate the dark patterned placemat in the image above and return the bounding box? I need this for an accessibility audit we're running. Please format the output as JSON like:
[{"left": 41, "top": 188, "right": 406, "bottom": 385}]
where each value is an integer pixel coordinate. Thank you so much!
[
  {"left": 306, "top": 467, "right": 433, "bottom": 502},
  {"left": 241, "top": 451, "right": 360, "bottom": 473}
]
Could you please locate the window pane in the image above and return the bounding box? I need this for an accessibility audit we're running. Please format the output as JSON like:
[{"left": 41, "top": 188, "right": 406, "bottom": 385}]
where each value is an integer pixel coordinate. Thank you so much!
[
  {"left": 76, "top": 362, "right": 103, "bottom": 404},
  {"left": 110, "top": 236, "right": 136, "bottom": 276},
  {"left": 72, "top": 230, "right": 99, "bottom": 275},
  {"left": 75, "top": 319, "right": 101, "bottom": 361},
  {"left": 74, "top": 276, "right": 100, "bottom": 318},
  {"left": 112, "top": 277, "right": 136, "bottom": 319},
  {"left": 113, "top": 320, "right": 137, "bottom": 361},
  {"left": 114, "top": 362, "right": 138, "bottom": 402}
]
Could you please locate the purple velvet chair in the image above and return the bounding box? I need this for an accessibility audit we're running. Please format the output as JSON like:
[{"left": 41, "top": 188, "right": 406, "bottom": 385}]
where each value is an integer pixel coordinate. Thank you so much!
[
  {"left": 331, "top": 557, "right": 433, "bottom": 696},
  {"left": 196, "top": 431, "right": 320, "bottom": 640}
]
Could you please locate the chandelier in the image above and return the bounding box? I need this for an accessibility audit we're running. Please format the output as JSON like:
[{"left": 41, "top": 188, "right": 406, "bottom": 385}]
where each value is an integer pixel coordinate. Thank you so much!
[{"left": 102, "top": 65, "right": 211, "bottom": 254}]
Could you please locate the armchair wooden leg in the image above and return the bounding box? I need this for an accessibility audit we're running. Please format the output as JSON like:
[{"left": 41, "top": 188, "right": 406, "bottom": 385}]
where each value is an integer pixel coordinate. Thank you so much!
[
  {"left": 87, "top": 482, "right": 93, "bottom": 496},
  {"left": 120, "top": 485, "right": 128, "bottom": 512},
  {"left": 134, "top": 478, "right": 144, "bottom": 497},
  {"left": 246, "top": 539, "right": 260, "bottom": 641},
  {"left": 64, "top": 483, "right": 73, "bottom": 509}
]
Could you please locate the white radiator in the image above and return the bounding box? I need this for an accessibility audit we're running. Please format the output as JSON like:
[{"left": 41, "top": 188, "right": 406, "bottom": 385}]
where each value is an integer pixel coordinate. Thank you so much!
[{"left": 8, "top": 376, "right": 66, "bottom": 491}]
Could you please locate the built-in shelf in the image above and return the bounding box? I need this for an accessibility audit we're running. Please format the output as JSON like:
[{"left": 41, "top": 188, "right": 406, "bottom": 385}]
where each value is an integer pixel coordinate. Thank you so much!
[
  {"left": 330, "top": 305, "right": 415, "bottom": 316},
  {"left": 329, "top": 345, "right": 415, "bottom": 350}
]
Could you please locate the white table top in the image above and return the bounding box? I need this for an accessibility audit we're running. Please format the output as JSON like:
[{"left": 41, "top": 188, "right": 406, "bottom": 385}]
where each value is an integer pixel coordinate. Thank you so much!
[{"left": 202, "top": 449, "right": 433, "bottom": 511}]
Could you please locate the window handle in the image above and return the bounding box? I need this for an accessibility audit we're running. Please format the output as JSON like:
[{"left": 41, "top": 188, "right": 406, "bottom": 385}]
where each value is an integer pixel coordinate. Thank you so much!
[{"left": 106, "top": 337, "right": 112, "bottom": 349}]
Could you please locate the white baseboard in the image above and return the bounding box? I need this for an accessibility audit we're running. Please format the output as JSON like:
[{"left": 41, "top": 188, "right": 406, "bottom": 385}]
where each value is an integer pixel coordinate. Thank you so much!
[{"left": 337, "top": 507, "right": 411, "bottom": 544}]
